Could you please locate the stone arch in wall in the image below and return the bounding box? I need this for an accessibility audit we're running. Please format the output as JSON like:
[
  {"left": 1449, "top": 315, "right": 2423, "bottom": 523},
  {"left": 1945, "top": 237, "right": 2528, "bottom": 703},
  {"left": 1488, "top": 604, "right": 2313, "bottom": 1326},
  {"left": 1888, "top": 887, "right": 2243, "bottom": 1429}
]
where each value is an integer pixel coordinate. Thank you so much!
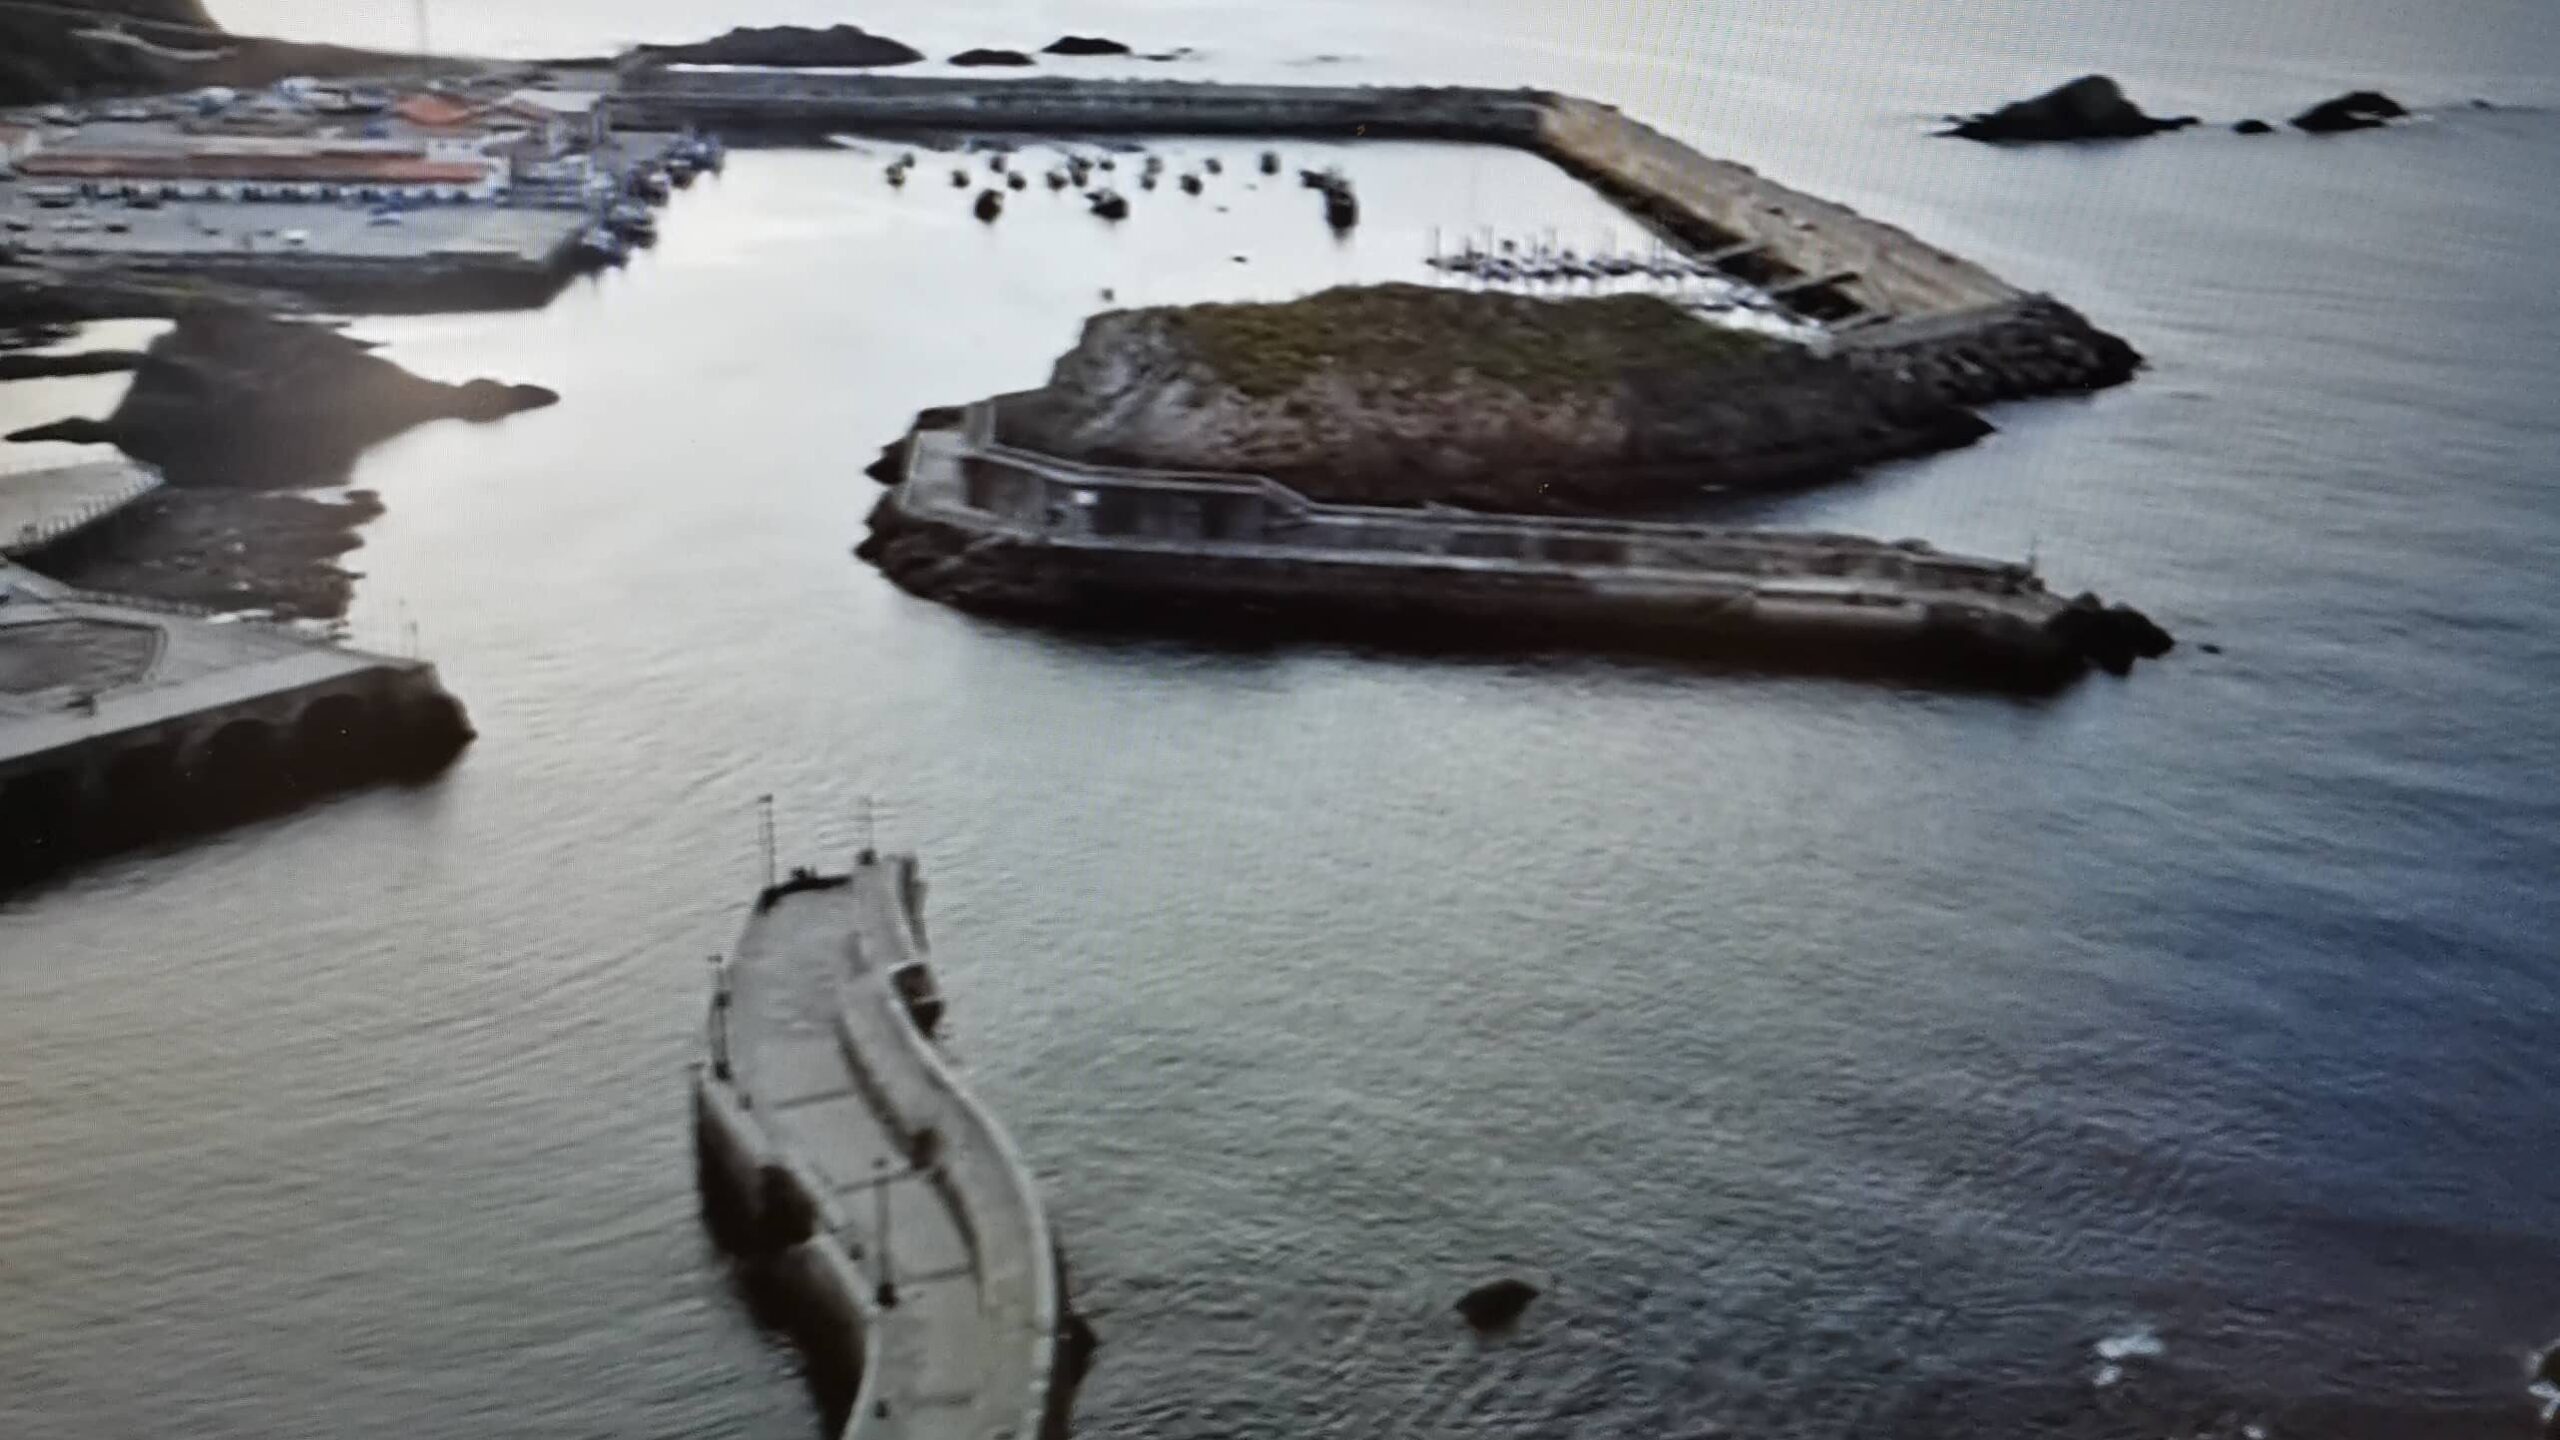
[
  {"left": 188, "top": 716, "right": 288, "bottom": 815},
  {"left": 1, "top": 765, "right": 87, "bottom": 874},
  {"left": 293, "top": 691, "right": 373, "bottom": 786},
  {"left": 100, "top": 741, "right": 182, "bottom": 844}
]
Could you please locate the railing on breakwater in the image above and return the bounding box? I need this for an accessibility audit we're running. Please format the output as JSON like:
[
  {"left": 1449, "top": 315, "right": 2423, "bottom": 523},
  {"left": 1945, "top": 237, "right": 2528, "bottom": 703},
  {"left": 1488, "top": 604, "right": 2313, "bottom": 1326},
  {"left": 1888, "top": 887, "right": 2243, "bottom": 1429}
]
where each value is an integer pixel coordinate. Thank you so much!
[
  {"left": 1, "top": 462, "right": 164, "bottom": 560},
  {"left": 906, "top": 404, "right": 2046, "bottom": 603}
]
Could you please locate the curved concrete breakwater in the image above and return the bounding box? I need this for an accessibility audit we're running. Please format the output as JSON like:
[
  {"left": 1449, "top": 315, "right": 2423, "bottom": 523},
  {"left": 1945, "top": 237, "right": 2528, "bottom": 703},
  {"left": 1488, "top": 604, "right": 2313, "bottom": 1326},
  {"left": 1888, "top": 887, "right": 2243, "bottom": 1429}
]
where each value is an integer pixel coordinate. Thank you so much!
[{"left": 693, "top": 852, "right": 1083, "bottom": 1440}]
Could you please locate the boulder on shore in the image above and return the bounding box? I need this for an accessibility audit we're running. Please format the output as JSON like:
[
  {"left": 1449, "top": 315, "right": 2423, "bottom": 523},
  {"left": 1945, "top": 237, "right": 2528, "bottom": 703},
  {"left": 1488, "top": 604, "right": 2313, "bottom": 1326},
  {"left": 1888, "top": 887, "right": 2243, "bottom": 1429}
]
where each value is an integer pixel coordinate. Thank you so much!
[
  {"left": 1043, "top": 35, "right": 1133, "bottom": 56},
  {"left": 1945, "top": 75, "right": 2198, "bottom": 142},
  {"left": 2290, "top": 90, "right": 2407, "bottom": 134},
  {"left": 637, "top": 24, "right": 922, "bottom": 68},
  {"left": 949, "top": 48, "right": 1034, "bottom": 68},
  {"left": 2043, "top": 593, "right": 2175, "bottom": 675},
  {"left": 3, "top": 304, "right": 556, "bottom": 486},
  {"left": 1456, "top": 1278, "right": 1540, "bottom": 1331}
]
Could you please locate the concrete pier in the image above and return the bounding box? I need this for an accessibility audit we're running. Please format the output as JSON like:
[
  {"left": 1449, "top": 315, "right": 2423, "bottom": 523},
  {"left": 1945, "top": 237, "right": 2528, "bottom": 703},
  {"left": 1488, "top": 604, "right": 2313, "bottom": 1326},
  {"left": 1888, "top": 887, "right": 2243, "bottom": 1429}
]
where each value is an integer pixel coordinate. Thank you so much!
[
  {"left": 0, "top": 460, "right": 163, "bottom": 560},
  {"left": 0, "top": 562, "right": 471, "bottom": 879},
  {"left": 693, "top": 853, "right": 1073, "bottom": 1440}
]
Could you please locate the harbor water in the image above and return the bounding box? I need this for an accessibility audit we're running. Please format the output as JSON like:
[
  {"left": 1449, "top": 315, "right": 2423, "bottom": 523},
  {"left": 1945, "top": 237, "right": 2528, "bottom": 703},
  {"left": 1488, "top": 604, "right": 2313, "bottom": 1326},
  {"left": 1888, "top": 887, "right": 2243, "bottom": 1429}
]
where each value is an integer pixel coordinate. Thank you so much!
[{"left": 4, "top": 2, "right": 2558, "bottom": 1436}]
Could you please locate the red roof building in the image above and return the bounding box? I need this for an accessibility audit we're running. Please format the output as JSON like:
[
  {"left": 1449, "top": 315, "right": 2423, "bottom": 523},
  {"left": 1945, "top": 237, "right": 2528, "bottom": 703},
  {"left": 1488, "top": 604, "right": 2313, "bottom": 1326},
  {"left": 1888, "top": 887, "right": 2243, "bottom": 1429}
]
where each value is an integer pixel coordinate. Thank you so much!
[
  {"left": 393, "top": 93, "right": 482, "bottom": 129},
  {"left": 18, "top": 151, "right": 491, "bottom": 185}
]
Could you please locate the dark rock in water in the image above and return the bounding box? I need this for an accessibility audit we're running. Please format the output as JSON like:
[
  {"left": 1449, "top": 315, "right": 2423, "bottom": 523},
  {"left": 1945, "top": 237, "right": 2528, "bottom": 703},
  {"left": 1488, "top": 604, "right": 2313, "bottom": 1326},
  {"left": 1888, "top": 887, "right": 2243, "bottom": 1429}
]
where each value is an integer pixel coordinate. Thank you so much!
[
  {"left": 2044, "top": 593, "right": 2175, "bottom": 675},
  {"left": 450, "top": 377, "right": 559, "bottom": 421},
  {"left": 2291, "top": 89, "right": 2408, "bottom": 134},
  {"left": 5, "top": 304, "right": 556, "bottom": 487},
  {"left": 637, "top": 23, "right": 922, "bottom": 68},
  {"left": 949, "top": 47, "right": 1034, "bottom": 67},
  {"left": 1088, "top": 190, "right": 1130, "bottom": 221},
  {"left": 0, "top": 349, "right": 146, "bottom": 381},
  {"left": 1043, "top": 35, "right": 1132, "bottom": 56},
  {"left": 1006, "top": 172, "right": 1027, "bottom": 191},
  {"left": 1945, "top": 74, "right": 2198, "bottom": 143},
  {"left": 975, "top": 189, "right": 1005, "bottom": 222},
  {"left": 2536, "top": 1339, "right": 2560, "bottom": 1388},
  {"left": 1179, "top": 174, "right": 1203, "bottom": 195},
  {"left": 1456, "top": 1278, "right": 1540, "bottom": 1330},
  {"left": 2233, "top": 118, "right": 2274, "bottom": 135},
  {"left": 5, "top": 416, "right": 117, "bottom": 445},
  {"left": 2199, "top": 642, "right": 2224, "bottom": 655}
]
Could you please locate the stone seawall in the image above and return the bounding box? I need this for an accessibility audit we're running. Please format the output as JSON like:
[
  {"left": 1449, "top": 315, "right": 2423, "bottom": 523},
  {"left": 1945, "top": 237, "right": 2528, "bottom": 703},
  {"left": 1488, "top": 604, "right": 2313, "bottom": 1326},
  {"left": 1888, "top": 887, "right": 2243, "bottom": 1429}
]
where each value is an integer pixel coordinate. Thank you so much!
[
  {"left": 857, "top": 415, "right": 2177, "bottom": 685},
  {"left": 619, "top": 70, "right": 1548, "bottom": 141}
]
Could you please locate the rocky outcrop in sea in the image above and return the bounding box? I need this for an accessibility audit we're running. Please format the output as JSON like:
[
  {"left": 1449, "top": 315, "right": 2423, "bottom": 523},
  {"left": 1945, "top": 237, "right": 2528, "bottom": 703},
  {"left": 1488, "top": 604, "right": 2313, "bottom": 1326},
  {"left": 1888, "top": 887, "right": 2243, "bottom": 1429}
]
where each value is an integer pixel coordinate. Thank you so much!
[{"left": 1945, "top": 75, "right": 2198, "bottom": 143}]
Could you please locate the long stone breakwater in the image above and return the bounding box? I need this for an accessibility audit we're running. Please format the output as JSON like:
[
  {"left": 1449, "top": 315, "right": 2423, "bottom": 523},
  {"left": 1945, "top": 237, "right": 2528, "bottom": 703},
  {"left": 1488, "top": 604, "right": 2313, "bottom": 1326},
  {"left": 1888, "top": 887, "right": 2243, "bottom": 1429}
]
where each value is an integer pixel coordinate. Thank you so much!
[
  {"left": 615, "top": 69, "right": 2137, "bottom": 398},
  {"left": 693, "top": 852, "right": 1083, "bottom": 1440},
  {"left": 859, "top": 405, "right": 2172, "bottom": 686}
]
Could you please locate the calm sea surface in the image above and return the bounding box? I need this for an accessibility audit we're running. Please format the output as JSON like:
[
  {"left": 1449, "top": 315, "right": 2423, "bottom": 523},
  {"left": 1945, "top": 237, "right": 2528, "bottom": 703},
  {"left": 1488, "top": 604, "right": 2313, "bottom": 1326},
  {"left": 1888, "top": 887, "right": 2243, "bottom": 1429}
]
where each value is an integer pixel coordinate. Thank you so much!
[{"left": 6, "top": 3, "right": 2559, "bottom": 1436}]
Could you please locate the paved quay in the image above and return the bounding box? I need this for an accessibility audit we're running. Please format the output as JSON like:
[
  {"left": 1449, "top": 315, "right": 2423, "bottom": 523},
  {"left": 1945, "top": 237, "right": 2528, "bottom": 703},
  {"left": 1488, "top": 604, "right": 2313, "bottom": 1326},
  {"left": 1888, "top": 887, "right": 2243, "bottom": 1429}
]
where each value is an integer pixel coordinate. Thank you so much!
[
  {"left": 0, "top": 563, "right": 445, "bottom": 782},
  {"left": 707, "top": 854, "right": 1063, "bottom": 1440},
  {"left": 0, "top": 460, "right": 162, "bottom": 559}
]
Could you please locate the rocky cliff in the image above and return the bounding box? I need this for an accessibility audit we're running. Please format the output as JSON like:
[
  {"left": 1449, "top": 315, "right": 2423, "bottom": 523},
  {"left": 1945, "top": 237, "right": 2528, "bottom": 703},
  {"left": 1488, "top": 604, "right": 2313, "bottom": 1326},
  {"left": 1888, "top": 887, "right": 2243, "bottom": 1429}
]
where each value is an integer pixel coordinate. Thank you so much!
[
  {"left": 0, "top": 0, "right": 220, "bottom": 104},
  {"left": 993, "top": 285, "right": 1996, "bottom": 513},
  {"left": 0, "top": 0, "right": 445, "bottom": 106}
]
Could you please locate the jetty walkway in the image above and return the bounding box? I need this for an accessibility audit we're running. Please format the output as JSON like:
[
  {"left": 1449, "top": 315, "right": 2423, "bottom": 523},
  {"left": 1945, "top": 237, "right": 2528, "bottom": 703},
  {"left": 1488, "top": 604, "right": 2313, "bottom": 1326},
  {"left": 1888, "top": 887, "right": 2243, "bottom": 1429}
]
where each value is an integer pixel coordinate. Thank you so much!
[{"left": 695, "top": 854, "right": 1066, "bottom": 1440}]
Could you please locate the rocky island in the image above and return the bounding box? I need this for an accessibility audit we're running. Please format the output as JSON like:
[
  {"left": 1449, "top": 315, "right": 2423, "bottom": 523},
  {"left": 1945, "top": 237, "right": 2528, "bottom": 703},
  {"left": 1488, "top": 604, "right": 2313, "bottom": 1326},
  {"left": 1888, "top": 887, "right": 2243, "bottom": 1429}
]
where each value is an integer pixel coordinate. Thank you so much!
[
  {"left": 860, "top": 287, "right": 2172, "bottom": 685},
  {"left": 9, "top": 305, "right": 556, "bottom": 487},
  {"left": 1945, "top": 75, "right": 2198, "bottom": 143},
  {"left": 980, "top": 285, "right": 2095, "bottom": 511},
  {"left": 634, "top": 24, "right": 923, "bottom": 69},
  {"left": 5, "top": 304, "right": 554, "bottom": 618}
]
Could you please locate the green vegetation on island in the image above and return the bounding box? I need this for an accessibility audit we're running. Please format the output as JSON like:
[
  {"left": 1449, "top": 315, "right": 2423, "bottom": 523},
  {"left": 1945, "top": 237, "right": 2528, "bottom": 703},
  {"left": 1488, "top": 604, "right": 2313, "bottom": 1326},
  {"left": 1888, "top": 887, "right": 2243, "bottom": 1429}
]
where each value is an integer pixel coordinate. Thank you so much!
[{"left": 1162, "top": 283, "right": 1769, "bottom": 399}]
